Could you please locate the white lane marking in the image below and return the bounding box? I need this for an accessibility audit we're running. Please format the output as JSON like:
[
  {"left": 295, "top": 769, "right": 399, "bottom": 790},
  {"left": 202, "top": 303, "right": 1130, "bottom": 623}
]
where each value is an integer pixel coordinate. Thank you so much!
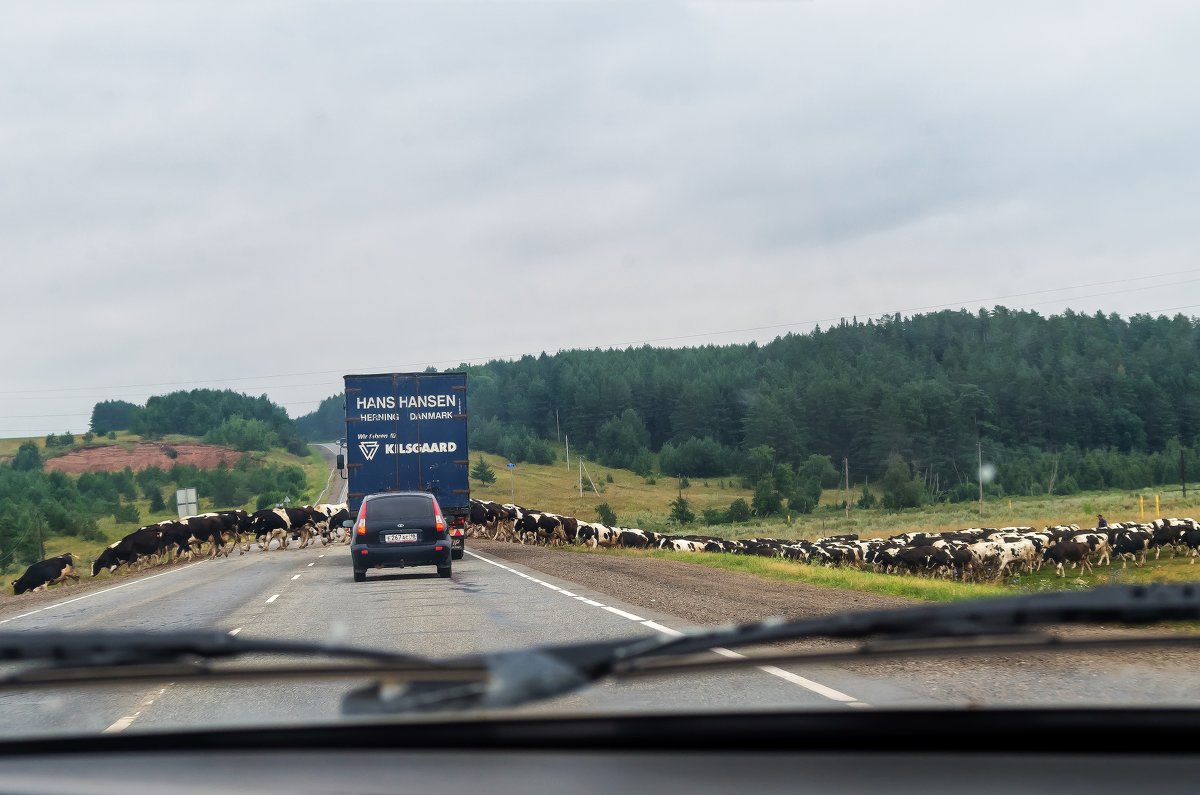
[
  {"left": 318, "top": 554, "right": 325, "bottom": 558},
  {"left": 104, "top": 715, "right": 137, "bottom": 734},
  {"left": 307, "top": 563, "right": 315, "bottom": 567},
  {"left": 465, "top": 549, "right": 867, "bottom": 707},
  {"left": 0, "top": 561, "right": 208, "bottom": 627},
  {"left": 291, "top": 574, "right": 301, "bottom": 581},
  {"left": 229, "top": 627, "right": 242, "bottom": 636},
  {"left": 601, "top": 605, "right": 645, "bottom": 621},
  {"left": 713, "top": 647, "right": 864, "bottom": 705},
  {"left": 266, "top": 594, "right": 280, "bottom": 604},
  {"left": 642, "top": 620, "right": 684, "bottom": 637}
]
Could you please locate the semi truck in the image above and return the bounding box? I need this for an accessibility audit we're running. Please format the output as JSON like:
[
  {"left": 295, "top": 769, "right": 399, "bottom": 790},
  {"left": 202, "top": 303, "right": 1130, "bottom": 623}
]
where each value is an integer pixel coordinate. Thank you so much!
[{"left": 336, "top": 372, "right": 469, "bottom": 565}]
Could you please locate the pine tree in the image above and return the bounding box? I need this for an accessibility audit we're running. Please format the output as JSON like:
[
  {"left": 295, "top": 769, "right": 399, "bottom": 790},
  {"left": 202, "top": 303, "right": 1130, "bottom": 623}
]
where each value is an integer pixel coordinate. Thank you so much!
[{"left": 471, "top": 456, "right": 497, "bottom": 485}]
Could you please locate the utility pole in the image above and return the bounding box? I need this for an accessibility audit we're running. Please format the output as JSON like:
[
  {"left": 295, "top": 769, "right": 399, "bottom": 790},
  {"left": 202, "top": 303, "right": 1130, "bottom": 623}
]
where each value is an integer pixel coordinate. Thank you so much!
[
  {"left": 556, "top": 408, "right": 560, "bottom": 443},
  {"left": 843, "top": 457, "right": 849, "bottom": 519},
  {"left": 565, "top": 435, "right": 570, "bottom": 471},
  {"left": 579, "top": 457, "right": 583, "bottom": 497},
  {"left": 1182, "top": 449, "right": 1188, "bottom": 499},
  {"left": 977, "top": 441, "right": 984, "bottom": 517}
]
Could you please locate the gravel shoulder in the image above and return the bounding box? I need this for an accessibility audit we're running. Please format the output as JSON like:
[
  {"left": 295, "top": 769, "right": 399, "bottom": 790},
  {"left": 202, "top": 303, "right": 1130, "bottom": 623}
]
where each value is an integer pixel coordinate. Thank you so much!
[{"left": 471, "top": 540, "right": 1200, "bottom": 706}]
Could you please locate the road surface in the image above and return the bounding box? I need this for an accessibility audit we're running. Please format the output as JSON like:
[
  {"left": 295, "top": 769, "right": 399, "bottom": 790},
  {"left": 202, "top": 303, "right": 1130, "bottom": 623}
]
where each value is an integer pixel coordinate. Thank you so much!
[{"left": 0, "top": 446, "right": 1198, "bottom": 738}]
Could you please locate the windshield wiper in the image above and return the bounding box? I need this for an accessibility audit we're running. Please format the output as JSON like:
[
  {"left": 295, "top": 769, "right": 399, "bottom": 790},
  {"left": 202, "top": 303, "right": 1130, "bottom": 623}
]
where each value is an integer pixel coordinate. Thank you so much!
[
  {"left": 344, "top": 582, "right": 1200, "bottom": 714},
  {"left": 4, "top": 585, "right": 1199, "bottom": 715},
  {"left": 0, "top": 629, "right": 483, "bottom": 690}
]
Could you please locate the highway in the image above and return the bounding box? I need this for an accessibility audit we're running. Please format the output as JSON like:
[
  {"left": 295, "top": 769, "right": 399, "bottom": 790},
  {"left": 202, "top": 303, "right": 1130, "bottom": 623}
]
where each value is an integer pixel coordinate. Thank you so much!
[{"left": 0, "top": 447, "right": 1199, "bottom": 738}]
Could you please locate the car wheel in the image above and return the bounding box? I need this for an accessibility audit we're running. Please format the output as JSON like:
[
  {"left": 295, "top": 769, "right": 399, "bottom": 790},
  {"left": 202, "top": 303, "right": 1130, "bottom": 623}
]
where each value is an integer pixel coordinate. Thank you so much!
[
  {"left": 353, "top": 570, "right": 366, "bottom": 583},
  {"left": 451, "top": 549, "right": 464, "bottom": 561},
  {"left": 437, "top": 563, "right": 452, "bottom": 578}
]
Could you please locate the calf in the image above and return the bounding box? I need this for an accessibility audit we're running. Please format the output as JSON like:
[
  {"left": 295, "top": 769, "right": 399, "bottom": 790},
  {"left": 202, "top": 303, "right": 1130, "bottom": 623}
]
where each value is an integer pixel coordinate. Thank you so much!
[{"left": 12, "top": 554, "right": 79, "bottom": 595}]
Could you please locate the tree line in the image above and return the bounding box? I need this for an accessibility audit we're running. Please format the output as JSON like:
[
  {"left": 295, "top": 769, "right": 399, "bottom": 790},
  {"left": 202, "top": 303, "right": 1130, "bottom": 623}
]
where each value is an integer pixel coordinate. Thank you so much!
[
  {"left": 90, "top": 390, "right": 308, "bottom": 455},
  {"left": 294, "top": 307, "right": 1200, "bottom": 505}
]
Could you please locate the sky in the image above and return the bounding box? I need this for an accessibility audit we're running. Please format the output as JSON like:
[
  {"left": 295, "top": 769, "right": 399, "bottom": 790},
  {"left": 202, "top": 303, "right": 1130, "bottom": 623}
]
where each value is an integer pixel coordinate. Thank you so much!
[{"left": 3, "top": 1, "right": 1200, "bottom": 437}]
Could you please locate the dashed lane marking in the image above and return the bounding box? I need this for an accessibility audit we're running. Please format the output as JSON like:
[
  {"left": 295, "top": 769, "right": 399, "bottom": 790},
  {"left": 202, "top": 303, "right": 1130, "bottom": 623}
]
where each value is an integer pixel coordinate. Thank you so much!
[
  {"left": 230, "top": 627, "right": 242, "bottom": 636},
  {"left": 307, "top": 563, "right": 315, "bottom": 567},
  {"left": 266, "top": 594, "right": 280, "bottom": 604},
  {"left": 464, "top": 549, "right": 869, "bottom": 708},
  {"left": 291, "top": 574, "right": 301, "bottom": 580}
]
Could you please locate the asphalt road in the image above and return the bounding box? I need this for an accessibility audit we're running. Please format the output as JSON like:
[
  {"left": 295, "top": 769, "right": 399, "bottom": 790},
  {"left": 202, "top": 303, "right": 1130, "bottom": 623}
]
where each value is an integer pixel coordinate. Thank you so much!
[{"left": 1, "top": 447, "right": 1199, "bottom": 738}]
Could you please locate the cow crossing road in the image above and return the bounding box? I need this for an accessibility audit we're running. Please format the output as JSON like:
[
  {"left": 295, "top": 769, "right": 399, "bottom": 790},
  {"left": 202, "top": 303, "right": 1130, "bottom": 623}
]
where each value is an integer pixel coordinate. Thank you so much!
[
  {"left": 2, "top": 526, "right": 1200, "bottom": 738},
  {"left": 2, "top": 445, "right": 1200, "bottom": 736}
]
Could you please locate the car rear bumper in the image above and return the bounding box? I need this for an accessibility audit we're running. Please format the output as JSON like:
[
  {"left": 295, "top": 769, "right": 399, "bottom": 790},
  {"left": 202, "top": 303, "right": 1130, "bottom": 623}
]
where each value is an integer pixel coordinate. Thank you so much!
[{"left": 352, "top": 541, "right": 451, "bottom": 570}]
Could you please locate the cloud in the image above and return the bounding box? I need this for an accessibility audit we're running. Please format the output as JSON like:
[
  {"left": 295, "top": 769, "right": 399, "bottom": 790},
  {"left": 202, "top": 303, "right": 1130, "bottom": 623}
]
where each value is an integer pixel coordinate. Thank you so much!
[{"left": 1, "top": 1, "right": 1199, "bottom": 434}]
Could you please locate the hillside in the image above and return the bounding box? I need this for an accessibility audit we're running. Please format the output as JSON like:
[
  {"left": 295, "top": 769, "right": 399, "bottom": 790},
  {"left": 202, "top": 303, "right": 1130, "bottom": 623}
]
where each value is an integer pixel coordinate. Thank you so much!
[{"left": 295, "top": 307, "right": 1200, "bottom": 504}]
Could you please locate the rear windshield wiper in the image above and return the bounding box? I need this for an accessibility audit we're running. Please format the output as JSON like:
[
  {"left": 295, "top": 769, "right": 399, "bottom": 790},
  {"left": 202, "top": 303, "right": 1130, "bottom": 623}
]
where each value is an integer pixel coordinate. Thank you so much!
[{"left": 344, "top": 582, "right": 1200, "bottom": 715}]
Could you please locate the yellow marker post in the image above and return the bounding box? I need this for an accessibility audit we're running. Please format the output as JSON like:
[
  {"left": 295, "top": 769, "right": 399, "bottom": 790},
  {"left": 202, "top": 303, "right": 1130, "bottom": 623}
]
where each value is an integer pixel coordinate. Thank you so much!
[
  {"left": 1156, "top": 494, "right": 1161, "bottom": 518},
  {"left": 1140, "top": 495, "right": 1145, "bottom": 520}
]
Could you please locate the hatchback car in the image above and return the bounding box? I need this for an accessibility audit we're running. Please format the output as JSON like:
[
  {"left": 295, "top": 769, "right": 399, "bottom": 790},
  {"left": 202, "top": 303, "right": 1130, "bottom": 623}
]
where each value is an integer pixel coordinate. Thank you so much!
[{"left": 350, "top": 492, "right": 453, "bottom": 582}]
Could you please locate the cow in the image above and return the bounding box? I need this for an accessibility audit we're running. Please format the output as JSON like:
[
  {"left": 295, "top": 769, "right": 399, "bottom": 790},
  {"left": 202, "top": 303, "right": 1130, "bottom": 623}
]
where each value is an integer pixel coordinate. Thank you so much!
[
  {"left": 12, "top": 554, "right": 79, "bottom": 595},
  {"left": 1111, "top": 530, "right": 1152, "bottom": 568},
  {"left": 92, "top": 526, "right": 164, "bottom": 575},
  {"left": 247, "top": 507, "right": 318, "bottom": 551},
  {"left": 1043, "top": 541, "right": 1093, "bottom": 578}
]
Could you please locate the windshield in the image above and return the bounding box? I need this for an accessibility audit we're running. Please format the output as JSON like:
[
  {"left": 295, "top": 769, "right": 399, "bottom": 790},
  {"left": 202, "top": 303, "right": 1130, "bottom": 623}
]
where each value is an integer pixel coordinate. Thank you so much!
[{"left": 3, "top": 1, "right": 1200, "bottom": 741}]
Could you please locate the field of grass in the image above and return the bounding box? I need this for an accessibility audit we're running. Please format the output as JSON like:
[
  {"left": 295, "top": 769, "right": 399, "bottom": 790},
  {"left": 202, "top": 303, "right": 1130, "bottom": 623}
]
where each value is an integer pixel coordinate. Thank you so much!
[{"left": 470, "top": 451, "right": 754, "bottom": 531}]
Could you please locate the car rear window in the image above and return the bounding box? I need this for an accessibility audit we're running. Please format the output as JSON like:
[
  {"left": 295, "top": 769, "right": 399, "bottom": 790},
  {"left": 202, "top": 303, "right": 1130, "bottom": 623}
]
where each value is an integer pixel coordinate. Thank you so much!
[{"left": 366, "top": 495, "right": 434, "bottom": 522}]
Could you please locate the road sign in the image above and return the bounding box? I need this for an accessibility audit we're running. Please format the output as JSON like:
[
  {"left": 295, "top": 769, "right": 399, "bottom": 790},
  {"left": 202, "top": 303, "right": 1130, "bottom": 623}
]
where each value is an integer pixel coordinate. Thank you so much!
[{"left": 506, "top": 463, "right": 515, "bottom": 469}]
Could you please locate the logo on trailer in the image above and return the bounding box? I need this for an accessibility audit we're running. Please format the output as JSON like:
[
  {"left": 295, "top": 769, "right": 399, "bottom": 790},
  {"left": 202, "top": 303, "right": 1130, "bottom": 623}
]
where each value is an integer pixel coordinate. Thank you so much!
[{"left": 359, "top": 441, "right": 379, "bottom": 461}]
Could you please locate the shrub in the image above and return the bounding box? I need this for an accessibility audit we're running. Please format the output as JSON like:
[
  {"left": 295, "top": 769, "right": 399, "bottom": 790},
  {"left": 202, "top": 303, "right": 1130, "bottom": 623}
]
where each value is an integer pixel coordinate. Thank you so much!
[{"left": 596, "top": 502, "right": 617, "bottom": 525}]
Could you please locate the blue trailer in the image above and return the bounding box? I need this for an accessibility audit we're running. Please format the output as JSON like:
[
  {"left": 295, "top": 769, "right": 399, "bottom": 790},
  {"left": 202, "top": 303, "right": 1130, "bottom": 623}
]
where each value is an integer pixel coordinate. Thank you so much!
[{"left": 339, "top": 372, "right": 469, "bottom": 559}]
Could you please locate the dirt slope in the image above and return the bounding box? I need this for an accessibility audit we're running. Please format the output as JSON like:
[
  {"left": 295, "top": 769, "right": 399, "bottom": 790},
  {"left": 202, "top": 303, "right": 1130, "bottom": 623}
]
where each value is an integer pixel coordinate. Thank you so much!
[{"left": 43, "top": 443, "right": 240, "bottom": 474}]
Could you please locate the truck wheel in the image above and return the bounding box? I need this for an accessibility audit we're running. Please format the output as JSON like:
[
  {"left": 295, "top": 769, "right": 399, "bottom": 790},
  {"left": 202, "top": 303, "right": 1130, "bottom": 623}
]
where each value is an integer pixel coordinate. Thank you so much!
[
  {"left": 437, "top": 563, "right": 452, "bottom": 579},
  {"left": 353, "top": 570, "right": 366, "bottom": 583},
  {"left": 452, "top": 548, "right": 464, "bottom": 561}
]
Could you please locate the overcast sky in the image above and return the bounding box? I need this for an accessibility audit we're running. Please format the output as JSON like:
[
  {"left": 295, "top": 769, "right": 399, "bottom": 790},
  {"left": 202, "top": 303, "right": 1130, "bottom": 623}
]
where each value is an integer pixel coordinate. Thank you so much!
[{"left": 3, "top": 1, "right": 1199, "bottom": 437}]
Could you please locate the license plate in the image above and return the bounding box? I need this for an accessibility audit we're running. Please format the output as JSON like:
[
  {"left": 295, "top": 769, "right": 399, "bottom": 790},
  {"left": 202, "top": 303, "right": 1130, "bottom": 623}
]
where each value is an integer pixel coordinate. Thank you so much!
[{"left": 384, "top": 533, "right": 418, "bottom": 543}]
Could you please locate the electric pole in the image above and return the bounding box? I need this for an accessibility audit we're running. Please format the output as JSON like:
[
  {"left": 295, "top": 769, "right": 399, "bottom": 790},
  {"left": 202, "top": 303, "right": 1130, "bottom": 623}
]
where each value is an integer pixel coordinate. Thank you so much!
[{"left": 977, "top": 441, "right": 984, "bottom": 517}]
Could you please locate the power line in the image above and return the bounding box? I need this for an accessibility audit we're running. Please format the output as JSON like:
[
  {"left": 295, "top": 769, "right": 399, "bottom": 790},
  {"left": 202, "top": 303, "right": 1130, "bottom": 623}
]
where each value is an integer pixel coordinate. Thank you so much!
[{"left": 1, "top": 268, "right": 1197, "bottom": 399}]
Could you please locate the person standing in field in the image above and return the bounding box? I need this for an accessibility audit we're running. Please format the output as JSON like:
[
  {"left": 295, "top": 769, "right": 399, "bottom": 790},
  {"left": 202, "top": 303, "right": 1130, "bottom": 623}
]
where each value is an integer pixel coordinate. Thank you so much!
[{"left": 1097, "top": 514, "right": 1108, "bottom": 529}]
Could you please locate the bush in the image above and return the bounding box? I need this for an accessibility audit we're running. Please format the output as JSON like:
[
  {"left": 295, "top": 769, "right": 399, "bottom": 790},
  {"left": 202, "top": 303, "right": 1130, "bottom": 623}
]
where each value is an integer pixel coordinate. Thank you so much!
[
  {"left": 880, "top": 454, "right": 926, "bottom": 510},
  {"left": 728, "top": 498, "right": 751, "bottom": 522},
  {"left": 605, "top": 472, "right": 614, "bottom": 483},
  {"left": 113, "top": 502, "right": 141, "bottom": 525},
  {"left": 596, "top": 502, "right": 617, "bottom": 526},
  {"left": 702, "top": 507, "right": 728, "bottom": 525},
  {"left": 644, "top": 476, "right": 657, "bottom": 485},
  {"left": 856, "top": 484, "right": 878, "bottom": 509},
  {"left": 670, "top": 496, "right": 695, "bottom": 524},
  {"left": 12, "top": 442, "right": 41, "bottom": 472}
]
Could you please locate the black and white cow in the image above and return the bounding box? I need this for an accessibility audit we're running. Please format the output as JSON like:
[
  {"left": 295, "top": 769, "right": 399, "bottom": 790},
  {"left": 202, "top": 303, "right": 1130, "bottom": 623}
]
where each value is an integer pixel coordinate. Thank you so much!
[
  {"left": 12, "top": 554, "right": 79, "bottom": 595},
  {"left": 247, "top": 507, "right": 316, "bottom": 551},
  {"left": 92, "top": 526, "right": 163, "bottom": 575}
]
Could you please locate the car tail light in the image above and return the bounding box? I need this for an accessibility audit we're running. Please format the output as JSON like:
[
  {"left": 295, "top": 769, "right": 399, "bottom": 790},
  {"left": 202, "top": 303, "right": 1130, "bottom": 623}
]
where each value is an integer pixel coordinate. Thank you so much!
[{"left": 355, "top": 502, "right": 368, "bottom": 536}]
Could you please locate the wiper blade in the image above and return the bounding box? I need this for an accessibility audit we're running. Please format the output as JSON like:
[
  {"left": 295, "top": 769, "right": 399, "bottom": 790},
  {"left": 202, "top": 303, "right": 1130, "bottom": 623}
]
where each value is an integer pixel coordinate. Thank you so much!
[
  {"left": 630, "top": 581, "right": 1200, "bottom": 661},
  {"left": 0, "top": 629, "right": 426, "bottom": 667},
  {"left": 352, "top": 583, "right": 1200, "bottom": 715}
]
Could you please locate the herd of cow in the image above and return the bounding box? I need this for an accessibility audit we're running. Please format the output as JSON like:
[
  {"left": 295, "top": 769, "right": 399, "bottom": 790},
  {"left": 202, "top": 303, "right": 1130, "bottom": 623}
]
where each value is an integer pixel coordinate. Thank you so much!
[
  {"left": 466, "top": 499, "right": 1200, "bottom": 581},
  {"left": 9, "top": 503, "right": 350, "bottom": 595}
]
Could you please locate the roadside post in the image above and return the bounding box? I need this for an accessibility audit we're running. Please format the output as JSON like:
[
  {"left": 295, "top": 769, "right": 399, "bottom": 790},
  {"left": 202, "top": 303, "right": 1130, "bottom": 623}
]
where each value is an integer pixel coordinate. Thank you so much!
[{"left": 506, "top": 462, "right": 515, "bottom": 500}]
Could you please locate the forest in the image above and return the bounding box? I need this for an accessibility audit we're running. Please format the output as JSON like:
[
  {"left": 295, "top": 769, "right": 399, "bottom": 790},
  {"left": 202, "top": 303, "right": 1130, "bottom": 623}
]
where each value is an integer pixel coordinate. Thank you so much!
[{"left": 294, "top": 307, "right": 1200, "bottom": 503}]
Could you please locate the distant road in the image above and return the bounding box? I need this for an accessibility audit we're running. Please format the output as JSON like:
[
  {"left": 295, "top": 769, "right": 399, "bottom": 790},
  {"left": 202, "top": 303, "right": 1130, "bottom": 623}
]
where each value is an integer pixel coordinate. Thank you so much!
[{"left": 312, "top": 441, "right": 348, "bottom": 504}]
